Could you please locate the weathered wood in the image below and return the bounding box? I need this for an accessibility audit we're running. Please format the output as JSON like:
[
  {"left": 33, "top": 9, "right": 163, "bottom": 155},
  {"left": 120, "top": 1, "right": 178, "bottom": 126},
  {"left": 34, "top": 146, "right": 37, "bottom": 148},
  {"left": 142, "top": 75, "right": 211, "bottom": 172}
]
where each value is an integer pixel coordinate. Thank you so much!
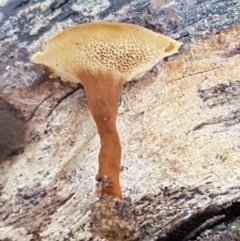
[{"left": 1, "top": 0, "right": 240, "bottom": 240}]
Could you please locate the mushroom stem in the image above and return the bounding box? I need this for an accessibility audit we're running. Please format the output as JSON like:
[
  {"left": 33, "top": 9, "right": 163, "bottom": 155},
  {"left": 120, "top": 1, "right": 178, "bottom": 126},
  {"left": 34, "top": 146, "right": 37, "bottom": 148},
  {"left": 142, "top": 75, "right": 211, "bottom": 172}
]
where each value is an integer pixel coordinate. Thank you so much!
[{"left": 81, "top": 72, "right": 124, "bottom": 198}]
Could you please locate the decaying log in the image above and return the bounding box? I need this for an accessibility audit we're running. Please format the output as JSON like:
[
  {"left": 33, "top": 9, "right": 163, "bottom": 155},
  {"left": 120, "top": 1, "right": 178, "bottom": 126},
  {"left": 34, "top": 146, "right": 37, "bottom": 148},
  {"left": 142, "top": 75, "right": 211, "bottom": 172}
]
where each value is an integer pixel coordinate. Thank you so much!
[{"left": 1, "top": 0, "right": 240, "bottom": 240}]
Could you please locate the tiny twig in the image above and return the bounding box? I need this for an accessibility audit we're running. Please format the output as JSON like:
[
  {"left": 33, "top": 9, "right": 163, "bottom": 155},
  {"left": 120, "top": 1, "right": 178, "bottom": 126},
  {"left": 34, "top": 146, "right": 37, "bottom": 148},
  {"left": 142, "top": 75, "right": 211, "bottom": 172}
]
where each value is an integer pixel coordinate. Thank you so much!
[{"left": 182, "top": 214, "right": 225, "bottom": 241}]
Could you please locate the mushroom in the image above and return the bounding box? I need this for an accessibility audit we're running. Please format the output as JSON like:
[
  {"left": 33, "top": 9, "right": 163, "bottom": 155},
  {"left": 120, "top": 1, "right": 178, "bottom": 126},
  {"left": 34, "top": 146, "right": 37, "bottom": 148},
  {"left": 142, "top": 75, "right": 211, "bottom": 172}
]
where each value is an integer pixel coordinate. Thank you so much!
[{"left": 32, "top": 22, "right": 181, "bottom": 199}]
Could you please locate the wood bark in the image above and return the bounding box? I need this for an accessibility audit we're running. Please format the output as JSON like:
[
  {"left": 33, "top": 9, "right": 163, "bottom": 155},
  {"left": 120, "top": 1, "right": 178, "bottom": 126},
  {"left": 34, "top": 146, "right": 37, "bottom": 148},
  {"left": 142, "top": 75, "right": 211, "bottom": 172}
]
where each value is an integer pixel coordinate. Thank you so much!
[{"left": 1, "top": 0, "right": 240, "bottom": 240}]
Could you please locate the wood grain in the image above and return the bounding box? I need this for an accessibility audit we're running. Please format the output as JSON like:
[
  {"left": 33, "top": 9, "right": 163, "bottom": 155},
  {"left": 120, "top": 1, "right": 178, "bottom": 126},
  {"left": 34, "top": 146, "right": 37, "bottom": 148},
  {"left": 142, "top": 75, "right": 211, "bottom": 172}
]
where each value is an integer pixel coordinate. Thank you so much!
[{"left": 1, "top": 0, "right": 240, "bottom": 240}]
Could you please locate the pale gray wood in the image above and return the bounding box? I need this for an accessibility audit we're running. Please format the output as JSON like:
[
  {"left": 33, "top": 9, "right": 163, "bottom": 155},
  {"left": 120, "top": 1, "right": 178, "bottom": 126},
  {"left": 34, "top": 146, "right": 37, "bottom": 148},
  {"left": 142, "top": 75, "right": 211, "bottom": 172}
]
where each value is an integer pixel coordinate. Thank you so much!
[{"left": 1, "top": 0, "right": 240, "bottom": 240}]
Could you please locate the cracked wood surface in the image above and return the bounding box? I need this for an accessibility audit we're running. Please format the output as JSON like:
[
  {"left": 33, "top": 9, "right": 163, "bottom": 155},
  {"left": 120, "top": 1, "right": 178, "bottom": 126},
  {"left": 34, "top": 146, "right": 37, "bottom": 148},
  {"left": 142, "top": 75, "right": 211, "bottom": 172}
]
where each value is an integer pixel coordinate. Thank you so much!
[{"left": 1, "top": 0, "right": 240, "bottom": 240}]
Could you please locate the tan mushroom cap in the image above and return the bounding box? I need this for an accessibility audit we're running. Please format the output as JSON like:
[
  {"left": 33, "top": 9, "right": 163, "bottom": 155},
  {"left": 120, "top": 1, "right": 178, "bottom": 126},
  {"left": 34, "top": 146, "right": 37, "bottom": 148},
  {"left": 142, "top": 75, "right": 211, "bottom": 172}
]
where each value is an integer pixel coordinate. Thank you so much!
[{"left": 32, "top": 22, "right": 182, "bottom": 84}]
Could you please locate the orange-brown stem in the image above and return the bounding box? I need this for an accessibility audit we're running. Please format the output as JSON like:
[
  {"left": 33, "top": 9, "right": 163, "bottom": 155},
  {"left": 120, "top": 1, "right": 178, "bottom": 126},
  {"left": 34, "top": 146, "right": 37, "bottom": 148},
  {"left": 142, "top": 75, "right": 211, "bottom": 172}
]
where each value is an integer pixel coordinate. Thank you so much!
[{"left": 81, "top": 72, "right": 124, "bottom": 198}]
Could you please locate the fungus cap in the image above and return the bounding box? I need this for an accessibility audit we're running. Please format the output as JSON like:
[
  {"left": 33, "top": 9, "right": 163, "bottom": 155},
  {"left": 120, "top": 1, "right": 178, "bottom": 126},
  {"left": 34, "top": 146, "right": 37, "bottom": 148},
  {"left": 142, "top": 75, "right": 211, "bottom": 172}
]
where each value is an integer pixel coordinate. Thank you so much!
[{"left": 32, "top": 22, "right": 182, "bottom": 84}]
